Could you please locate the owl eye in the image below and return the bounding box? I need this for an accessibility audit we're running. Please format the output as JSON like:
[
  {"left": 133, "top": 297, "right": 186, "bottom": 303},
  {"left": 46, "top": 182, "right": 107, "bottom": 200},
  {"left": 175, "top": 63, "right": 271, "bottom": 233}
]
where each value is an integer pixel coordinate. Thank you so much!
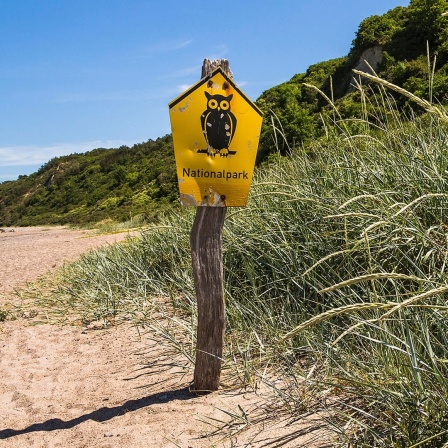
[
  {"left": 220, "top": 100, "right": 230, "bottom": 110},
  {"left": 208, "top": 99, "right": 218, "bottom": 109}
]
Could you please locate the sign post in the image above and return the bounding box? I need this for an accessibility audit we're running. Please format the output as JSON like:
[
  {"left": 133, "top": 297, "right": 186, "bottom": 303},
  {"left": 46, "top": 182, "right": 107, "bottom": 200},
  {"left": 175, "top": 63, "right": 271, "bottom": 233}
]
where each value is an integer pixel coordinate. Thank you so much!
[{"left": 169, "top": 59, "right": 262, "bottom": 392}]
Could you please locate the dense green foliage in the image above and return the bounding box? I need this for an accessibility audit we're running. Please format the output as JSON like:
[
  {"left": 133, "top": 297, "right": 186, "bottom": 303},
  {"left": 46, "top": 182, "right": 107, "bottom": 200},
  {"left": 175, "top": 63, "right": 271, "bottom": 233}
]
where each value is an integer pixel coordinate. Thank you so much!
[{"left": 0, "top": 135, "right": 177, "bottom": 226}]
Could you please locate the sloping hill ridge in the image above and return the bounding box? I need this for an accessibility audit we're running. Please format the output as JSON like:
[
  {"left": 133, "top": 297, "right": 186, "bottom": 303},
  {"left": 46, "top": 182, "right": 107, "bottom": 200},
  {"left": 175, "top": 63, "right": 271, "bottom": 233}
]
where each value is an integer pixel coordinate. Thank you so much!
[
  {"left": 2, "top": 0, "right": 448, "bottom": 226},
  {"left": 255, "top": 0, "right": 448, "bottom": 157},
  {"left": 0, "top": 136, "right": 177, "bottom": 226}
]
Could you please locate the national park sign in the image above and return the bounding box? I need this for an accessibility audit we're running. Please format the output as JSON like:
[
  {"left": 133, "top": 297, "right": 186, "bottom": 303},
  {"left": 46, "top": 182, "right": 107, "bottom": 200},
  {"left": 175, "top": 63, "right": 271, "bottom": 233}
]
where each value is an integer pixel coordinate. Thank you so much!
[{"left": 169, "top": 67, "right": 263, "bottom": 207}]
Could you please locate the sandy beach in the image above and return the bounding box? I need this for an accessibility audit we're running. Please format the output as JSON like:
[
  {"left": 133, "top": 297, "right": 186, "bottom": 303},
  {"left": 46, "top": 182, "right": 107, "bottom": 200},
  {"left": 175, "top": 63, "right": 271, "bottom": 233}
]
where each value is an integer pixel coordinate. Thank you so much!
[{"left": 0, "top": 226, "right": 330, "bottom": 447}]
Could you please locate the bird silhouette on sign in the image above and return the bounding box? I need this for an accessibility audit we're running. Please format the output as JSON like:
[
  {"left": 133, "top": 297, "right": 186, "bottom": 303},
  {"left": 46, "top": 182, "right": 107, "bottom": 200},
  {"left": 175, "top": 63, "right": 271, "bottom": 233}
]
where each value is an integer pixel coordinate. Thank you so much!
[{"left": 199, "top": 91, "right": 237, "bottom": 157}]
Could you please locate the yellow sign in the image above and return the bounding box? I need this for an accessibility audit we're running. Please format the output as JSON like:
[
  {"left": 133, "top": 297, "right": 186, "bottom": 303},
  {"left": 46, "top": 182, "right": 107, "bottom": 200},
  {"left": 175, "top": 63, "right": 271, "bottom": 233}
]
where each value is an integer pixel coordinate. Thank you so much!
[{"left": 169, "top": 67, "right": 263, "bottom": 207}]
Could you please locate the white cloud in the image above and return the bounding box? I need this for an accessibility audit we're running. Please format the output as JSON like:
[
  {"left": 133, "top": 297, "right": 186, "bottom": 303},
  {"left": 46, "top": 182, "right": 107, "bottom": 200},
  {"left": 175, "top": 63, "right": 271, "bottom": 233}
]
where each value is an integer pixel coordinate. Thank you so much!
[
  {"left": 0, "top": 173, "right": 19, "bottom": 181},
  {"left": 54, "top": 88, "right": 179, "bottom": 103},
  {"left": 141, "top": 39, "right": 193, "bottom": 55},
  {"left": 0, "top": 140, "right": 136, "bottom": 167},
  {"left": 175, "top": 39, "right": 193, "bottom": 50},
  {"left": 205, "top": 44, "right": 229, "bottom": 60},
  {"left": 177, "top": 83, "right": 191, "bottom": 93},
  {"left": 158, "top": 65, "right": 201, "bottom": 80},
  {"left": 54, "top": 90, "right": 151, "bottom": 103}
]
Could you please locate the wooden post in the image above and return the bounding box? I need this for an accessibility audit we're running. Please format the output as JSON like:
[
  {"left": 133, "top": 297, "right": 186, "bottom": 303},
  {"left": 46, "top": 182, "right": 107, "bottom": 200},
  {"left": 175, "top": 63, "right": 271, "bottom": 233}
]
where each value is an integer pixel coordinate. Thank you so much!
[
  {"left": 191, "top": 206, "right": 226, "bottom": 392},
  {"left": 190, "top": 59, "right": 231, "bottom": 393}
]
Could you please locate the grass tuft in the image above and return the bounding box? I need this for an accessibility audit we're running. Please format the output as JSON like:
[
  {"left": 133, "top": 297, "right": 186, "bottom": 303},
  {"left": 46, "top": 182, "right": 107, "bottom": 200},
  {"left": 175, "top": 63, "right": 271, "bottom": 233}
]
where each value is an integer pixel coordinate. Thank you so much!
[{"left": 26, "top": 76, "right": 448, "bottom": 446}]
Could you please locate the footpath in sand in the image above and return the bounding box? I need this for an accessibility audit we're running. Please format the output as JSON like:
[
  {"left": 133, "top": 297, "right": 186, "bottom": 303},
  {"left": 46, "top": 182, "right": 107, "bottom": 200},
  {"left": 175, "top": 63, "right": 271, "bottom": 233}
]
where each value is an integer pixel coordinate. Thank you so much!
[{"left": 0, "top": 227, "right": 331, "bottom": 447}]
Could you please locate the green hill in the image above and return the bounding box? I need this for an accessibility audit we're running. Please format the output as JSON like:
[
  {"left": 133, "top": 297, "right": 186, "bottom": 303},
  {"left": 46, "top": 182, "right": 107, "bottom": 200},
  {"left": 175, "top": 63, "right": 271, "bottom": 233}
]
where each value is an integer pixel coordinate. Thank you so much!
[
  {"left": 256, "top": 0, "right": 448, "bottom": 158},
  {"left": 0, "top": 135, "right": 177, "bottom": 226},
  {"left": 2, "top": 0, "right": 448, "bottom": 227}
]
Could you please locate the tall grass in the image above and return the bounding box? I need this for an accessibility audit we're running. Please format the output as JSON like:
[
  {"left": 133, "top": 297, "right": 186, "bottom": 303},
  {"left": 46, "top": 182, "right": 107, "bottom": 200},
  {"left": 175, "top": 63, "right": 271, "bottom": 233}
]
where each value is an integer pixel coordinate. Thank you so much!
[{"left": 38, "top": 81, "right": 448, "bottom": 446}]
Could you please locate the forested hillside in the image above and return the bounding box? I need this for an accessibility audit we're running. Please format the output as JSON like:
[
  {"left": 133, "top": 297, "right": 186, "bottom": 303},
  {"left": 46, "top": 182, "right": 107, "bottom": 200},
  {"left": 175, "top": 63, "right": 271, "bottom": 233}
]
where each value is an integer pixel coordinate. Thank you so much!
[
  {"left": 1, "top": 0, "right": 447, "bottom": 226},
  {"left": 0, "top": 136, "right": 176, "bottom": 226},
  {"left": 256, "top": 0, "right": 448, "bottom": 158}
]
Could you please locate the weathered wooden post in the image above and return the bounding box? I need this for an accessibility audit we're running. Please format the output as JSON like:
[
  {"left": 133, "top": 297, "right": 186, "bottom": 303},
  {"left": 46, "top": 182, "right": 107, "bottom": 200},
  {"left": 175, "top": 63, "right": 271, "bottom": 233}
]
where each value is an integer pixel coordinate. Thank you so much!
[
  {"left": 190, "top": 204, "right": 226, "bottom": 392},
  {"left": 169, "top": 59, "right": 262, "bottom": 393}
]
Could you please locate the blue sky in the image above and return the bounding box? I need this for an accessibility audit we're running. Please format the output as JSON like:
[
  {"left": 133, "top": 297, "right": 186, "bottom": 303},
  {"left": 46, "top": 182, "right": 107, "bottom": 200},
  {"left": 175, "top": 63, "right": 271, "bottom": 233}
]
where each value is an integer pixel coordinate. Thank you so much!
[{"left": 0, "top": 0, "right": 410, "bottom": 182}]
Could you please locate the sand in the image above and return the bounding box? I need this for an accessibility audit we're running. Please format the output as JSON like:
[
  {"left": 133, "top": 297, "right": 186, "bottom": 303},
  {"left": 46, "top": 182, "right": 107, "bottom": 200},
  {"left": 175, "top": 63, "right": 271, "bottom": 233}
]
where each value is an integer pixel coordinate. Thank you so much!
[{"left": 0, "top": 226, "right": 332, "bottom": 447}]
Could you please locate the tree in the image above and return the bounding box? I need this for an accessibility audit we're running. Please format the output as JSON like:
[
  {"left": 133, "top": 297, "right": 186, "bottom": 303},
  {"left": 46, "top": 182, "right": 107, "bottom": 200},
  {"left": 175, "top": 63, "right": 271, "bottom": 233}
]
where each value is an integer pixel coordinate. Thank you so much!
[
  {"left": 407, "top": 0, "right": 448, "bottom": 51},
  {"left": 354, "top": 14, "right": 401, "bottom": 51}
]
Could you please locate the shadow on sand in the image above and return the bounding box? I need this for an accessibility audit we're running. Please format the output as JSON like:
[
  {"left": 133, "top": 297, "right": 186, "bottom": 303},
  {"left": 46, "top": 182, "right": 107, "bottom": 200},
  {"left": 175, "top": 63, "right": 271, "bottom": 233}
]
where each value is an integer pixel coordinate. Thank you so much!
[{"left": 0, "top": 387, "right": 193, "bottom": 440}]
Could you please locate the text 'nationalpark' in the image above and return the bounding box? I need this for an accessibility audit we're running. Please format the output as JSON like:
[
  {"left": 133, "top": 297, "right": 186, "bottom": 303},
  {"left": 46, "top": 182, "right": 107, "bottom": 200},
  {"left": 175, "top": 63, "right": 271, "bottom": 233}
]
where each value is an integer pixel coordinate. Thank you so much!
[{"left": 182, "top": 168, "right": 249, "bottom": 180}]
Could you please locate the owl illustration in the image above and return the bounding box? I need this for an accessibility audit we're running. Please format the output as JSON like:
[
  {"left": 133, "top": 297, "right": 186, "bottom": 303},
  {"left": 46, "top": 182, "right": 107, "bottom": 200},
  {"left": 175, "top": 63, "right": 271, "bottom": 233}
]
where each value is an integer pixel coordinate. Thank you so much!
[{"left": 200, "top": 91, "right": 237, "bottom": 157}]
